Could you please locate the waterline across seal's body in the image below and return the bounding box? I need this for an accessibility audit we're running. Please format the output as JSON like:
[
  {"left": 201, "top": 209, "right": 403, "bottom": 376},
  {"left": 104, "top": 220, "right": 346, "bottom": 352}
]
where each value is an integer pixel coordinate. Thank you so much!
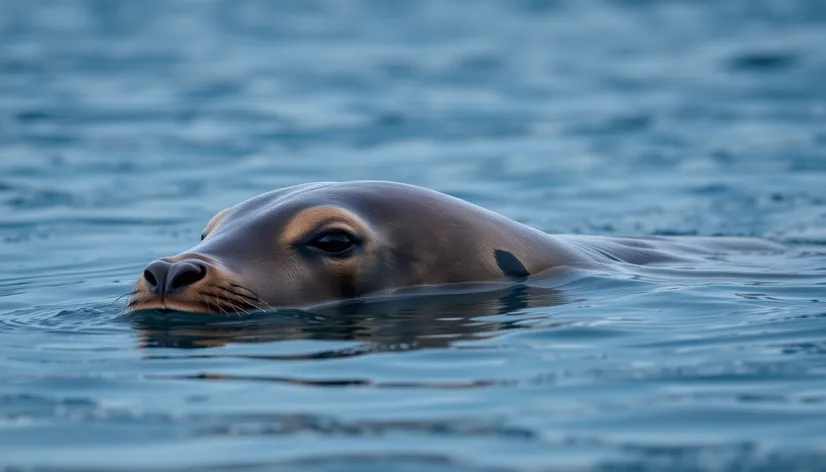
[{"left": 126, "top": 181, "right": 784, "bottom": 315}]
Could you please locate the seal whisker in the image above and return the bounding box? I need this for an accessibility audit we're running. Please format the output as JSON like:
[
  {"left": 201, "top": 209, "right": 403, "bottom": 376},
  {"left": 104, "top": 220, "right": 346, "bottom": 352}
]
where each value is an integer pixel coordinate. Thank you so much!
[
  {"left": 221, "top": 286, "right": 274, "bottom": 313},
  {"left": 213, "top": 295, "right": 251, "bottom": 318},
  {"left": 202, "top": 288, "right": 254, "bottom": 309},
  {"left": 208, "top": 300, "right": 230, "bottom": 318},
  {"left": 232, "top": 293, "right": 275, "bottom": 313},
  {"left": 250, "top": 299, "right": 276, "bottom": 314},
  {"left": 256, "top": 298, "right": 278, "bottom": 313},
  {"left": 228, "top": 296, "right": 267, "bottom": 314},
  {"left": 120, "top": 296, "right": 146, "bottom": 315},
  {"left": 112, "top": 289, "right": 140, "bottom": 306},
  {"left": 227, "top": 283, "right": 261, "bottom": 301},
  {"left": 224, "top": 283, "right": 261, "bottom": 300},
  {"left": 125, "top": 298, "right": 142, "bottom": 309},
  {"left": 214, "top": 284, "right": 272, "bottom": 313},
  {"left": 197, "top": 289, "right": 254, "bottom": 317},
  {"left": 197, "top": 295, "right": 232, "bottom": 318}
]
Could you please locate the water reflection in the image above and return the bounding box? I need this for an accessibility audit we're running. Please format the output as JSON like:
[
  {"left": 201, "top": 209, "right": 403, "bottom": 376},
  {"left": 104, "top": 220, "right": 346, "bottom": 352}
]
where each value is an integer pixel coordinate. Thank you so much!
[{"left": 129, "top": 284, "right": 565, "bottom": 352}]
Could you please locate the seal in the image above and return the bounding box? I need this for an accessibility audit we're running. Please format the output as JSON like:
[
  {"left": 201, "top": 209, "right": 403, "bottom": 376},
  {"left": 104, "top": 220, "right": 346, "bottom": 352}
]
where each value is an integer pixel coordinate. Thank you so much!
[{"left": 126, "top": 180, "right": 784, "bottom": 315}]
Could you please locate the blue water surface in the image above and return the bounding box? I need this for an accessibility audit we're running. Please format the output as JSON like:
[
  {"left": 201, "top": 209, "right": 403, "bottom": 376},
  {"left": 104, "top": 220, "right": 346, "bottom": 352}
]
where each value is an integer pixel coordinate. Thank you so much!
[{"left": 1, "top": 0, "right": 826, "bottom": 470}]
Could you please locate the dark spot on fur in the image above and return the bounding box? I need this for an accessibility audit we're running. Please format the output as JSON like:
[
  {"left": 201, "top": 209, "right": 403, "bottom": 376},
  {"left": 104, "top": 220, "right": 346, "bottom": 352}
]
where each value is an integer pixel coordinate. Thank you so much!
[{"left": 494, "top": 250, "right": 530, "bottom": 281}]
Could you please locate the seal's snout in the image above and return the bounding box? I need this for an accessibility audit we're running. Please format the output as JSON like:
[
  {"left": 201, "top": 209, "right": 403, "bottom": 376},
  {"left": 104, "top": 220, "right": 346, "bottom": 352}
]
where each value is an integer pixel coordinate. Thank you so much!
[
  {"left": 143, "top": 259, "right": 208, "bottom": 297},
  {"left": 128, "top": 254, "right": 260, "bottom": 315}
]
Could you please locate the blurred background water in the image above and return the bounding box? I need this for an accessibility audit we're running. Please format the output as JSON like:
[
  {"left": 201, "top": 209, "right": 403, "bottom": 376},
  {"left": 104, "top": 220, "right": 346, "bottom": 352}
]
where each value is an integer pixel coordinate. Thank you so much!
[{"left": 1, "top": 0, "right": 825, "bottom": 470}]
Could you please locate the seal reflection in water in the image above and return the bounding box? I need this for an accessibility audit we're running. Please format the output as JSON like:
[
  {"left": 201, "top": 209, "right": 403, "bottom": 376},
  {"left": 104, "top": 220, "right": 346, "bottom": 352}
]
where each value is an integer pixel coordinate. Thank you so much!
[
  {"left": 132, "top": 284, "right": 564, "bottom": 352},
  {"left": 127, "top": 180, "right": 785, "bottom": 316}
]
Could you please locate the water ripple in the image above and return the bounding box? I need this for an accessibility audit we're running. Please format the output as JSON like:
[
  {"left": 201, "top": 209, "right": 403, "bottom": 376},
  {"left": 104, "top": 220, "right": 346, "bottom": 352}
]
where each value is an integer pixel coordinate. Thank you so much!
[{"left": 1, "top": 0, "right": 825, "bottom": 470}]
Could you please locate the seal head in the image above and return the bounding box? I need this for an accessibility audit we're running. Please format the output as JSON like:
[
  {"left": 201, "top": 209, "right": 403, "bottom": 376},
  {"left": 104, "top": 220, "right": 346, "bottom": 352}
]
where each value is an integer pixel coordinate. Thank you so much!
[{"left": 127, "top": 181, "right": 575, "bottom": 314}]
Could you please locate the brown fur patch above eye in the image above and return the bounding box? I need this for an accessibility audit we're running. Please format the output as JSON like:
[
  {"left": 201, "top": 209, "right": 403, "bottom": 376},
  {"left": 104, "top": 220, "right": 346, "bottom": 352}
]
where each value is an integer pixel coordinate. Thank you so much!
[
  {"left": 280, "top": 206, "right": 367, "bottom": 246},
  {"left": 202, "top": 208, "right": 229, "bottom": 239}
]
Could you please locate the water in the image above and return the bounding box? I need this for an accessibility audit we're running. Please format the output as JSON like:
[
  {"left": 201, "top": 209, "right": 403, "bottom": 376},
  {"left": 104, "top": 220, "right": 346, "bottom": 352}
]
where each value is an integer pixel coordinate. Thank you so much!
[{"left": 1, "top": 0, "right": 825, "bottom": 470}]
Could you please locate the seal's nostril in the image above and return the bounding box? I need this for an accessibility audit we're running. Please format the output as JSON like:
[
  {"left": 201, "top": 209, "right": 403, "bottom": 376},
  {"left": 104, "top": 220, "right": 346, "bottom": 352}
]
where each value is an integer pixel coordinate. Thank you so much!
[
  {"left": 167, "top": 261, "right": 208, "bottom": 292},
  {"left": 142, "top": 260, "right": 172, "bottom": 295},
  {"left": 143, "top": 269, "right": 157, "bottom": 288}
]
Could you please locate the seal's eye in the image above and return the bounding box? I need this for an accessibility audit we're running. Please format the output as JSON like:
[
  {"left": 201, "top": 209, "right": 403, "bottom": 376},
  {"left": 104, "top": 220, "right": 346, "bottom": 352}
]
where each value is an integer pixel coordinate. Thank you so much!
[{"left": 307, "top": 230, "right": 358, "bottom": 256}]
